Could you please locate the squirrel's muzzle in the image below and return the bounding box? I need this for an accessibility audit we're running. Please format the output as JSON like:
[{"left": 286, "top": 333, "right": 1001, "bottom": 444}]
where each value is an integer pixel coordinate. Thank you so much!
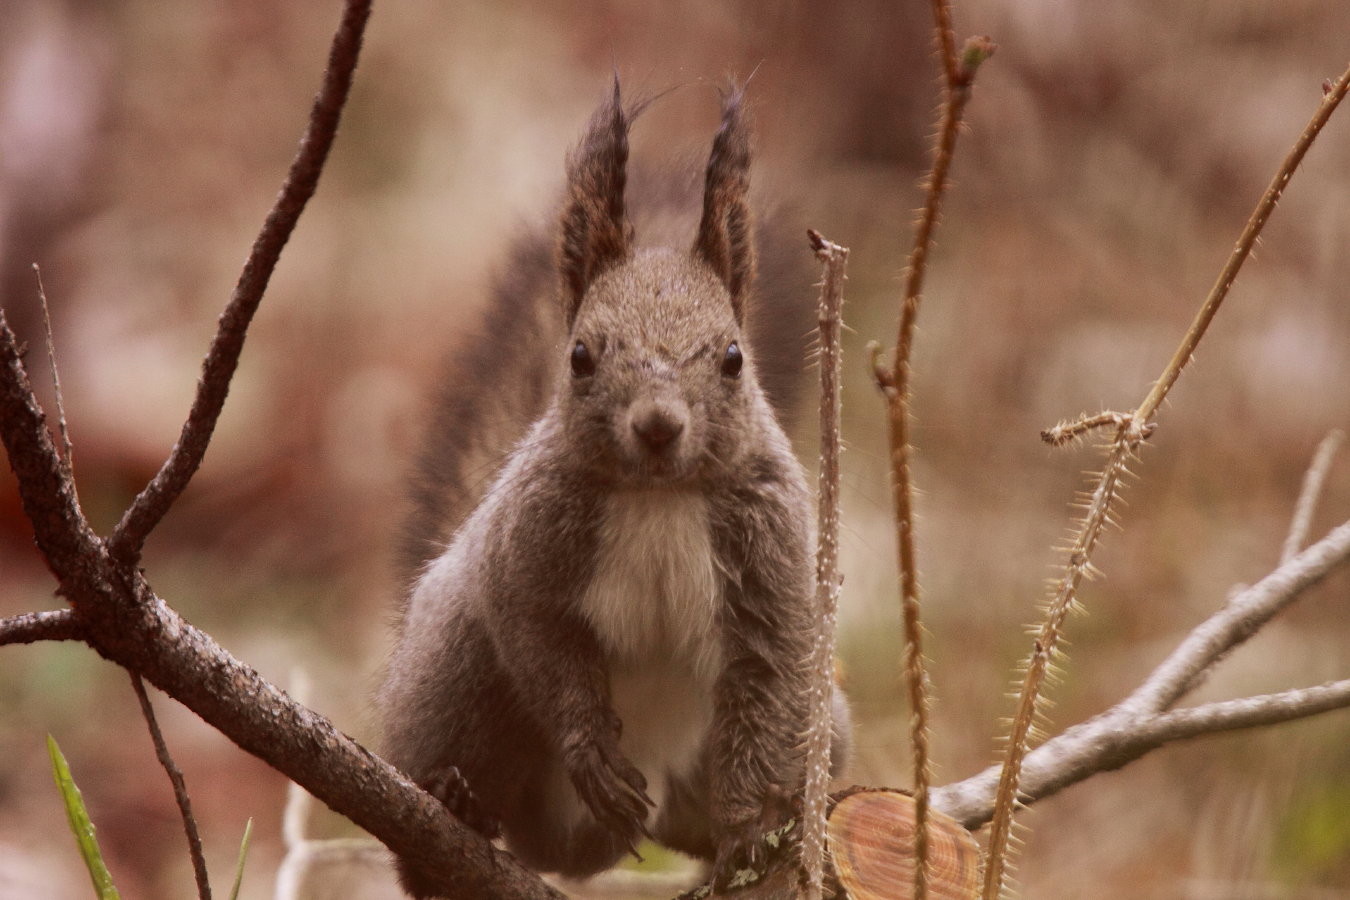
[
  {"left": 623, "top": 392, "right": 691, "bottom": 469},
  {"left": 629, "top": 399, "right": 687, "bottom": 455}
]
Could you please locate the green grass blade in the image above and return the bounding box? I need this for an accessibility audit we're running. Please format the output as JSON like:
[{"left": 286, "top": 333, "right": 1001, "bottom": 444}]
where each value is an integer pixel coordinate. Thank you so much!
[
  {"left": 228, "top": 817, "right": 253, "bottom": 900},
  {"left": 47, "top": 735, "right": 121, "bottom": 900}
]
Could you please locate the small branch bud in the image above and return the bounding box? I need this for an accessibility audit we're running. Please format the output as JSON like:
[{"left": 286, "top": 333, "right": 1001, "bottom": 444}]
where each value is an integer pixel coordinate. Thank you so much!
[
  {"left": 867, "top": 342, "right": 896, "bottom": 395},
  {"left": 958, "top": 35, "right": 997, "bottom": 83}
]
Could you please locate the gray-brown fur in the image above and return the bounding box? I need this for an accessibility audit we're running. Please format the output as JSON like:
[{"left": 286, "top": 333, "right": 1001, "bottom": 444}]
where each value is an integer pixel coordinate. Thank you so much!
[
  {"left": 694, "top": 87, "right": 755, "bottom": 318},
  {"left": 382, "top": 81, "right": 850, "bottom": 897}
]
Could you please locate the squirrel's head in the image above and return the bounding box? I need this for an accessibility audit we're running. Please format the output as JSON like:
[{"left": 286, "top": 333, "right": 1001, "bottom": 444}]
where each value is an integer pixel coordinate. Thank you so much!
[{"left": 556, "top": 80, "right": 764, "bottom": 487}]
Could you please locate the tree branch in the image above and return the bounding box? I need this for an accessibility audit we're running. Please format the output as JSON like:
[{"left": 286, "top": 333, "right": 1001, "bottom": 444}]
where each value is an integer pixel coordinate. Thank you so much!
[
  {"left": 0, "top": 609, "right": 83, "bottom": 646},
  {"left": 879, "top": 11, "right": 994, "bottom": 896},
  {"left": 983, "top": 62, "right": 1350, "bottom": 897},
  {"left": 1281, "top": 429, "right": 1343, "bottom": 565},
  {"left": 1143, "top": 679, "right": 1350, "bottom": 741},
  {"left": 1123, "top": 517, "right": 1350, "bottom": 717},
  {"left": 0, "top": 3, "right": 563, "bottom": 896},
  {"left": 0, "top": 308, "right": 98, "bottom": 580},
  {"left": 107, "top": 0, "right": 372, "bottom": 564},
  {"left": 931, "top": 514, "right": 1350, "bottom": 831},
  {"left": 131, "top": 672, "right": 212, "bottom": 900},
  {"left": 802, "top": 229, "right": 849, "bottom": 900},
  {"left": 1133, "top": 62, "right": 1350, "bottom": 423}
]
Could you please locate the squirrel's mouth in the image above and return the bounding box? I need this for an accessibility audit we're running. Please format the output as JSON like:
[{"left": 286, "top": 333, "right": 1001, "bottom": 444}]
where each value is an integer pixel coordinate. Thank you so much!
[
  {"left": 627, "top": 455, "right": 695, "bottom": 484},
  {"left": 597, "top": 448, "right": 700, "bottom": 487}
]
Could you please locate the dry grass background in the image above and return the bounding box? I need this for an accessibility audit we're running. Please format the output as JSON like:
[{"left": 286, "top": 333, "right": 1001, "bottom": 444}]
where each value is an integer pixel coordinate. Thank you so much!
[{"left": 1, "top": 1, "right": 1349, "bottom": 897}]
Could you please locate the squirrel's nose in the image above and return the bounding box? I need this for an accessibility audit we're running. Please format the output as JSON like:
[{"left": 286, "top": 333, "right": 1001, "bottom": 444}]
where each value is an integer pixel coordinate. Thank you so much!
[{"left": 631, "top": 408, "right": 685, "bottom": 453}]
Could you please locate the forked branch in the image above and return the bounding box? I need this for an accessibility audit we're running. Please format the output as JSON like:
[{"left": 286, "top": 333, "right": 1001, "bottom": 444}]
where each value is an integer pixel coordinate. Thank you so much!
[
  {"left": 0, "top": 3, "right": 563, "bottom": 897},
  {"left": 984, "top": 62, "right": 1350, "bottom": 899},
  {"left": 938, "top": 499, "right": 1350, "bottom": 830}
]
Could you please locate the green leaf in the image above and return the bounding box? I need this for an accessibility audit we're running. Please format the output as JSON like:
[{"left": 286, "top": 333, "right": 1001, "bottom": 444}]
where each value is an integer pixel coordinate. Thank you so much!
[
  {"left": 47, "top": 735, "right": 121, "bottom": 900},
  {"left": 228, "top": 817, "right": 253, "bottom": 900}
]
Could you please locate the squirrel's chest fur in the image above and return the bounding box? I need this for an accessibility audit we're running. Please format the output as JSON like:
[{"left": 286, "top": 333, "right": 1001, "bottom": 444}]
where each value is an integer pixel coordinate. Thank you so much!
[{"left": 578, "top": 489, "right": 723, "bottom": 804}]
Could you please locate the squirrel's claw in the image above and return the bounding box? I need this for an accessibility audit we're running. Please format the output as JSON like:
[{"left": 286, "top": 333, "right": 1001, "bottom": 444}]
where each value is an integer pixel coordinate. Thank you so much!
[
  {"left": 567, "top": 739, "right": 655, "bottom": 851},
  {"left": 423, "top": 766, "right": 502, "bottom": 840}
]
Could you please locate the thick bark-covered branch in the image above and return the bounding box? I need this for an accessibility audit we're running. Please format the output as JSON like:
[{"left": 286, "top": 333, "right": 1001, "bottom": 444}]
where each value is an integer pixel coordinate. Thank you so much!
[
  {"left": 0, "top": 2, "right": 563, "bottom": 896},
  {"left": 2, "top": 308, "right": 561, "bottom": 900}
]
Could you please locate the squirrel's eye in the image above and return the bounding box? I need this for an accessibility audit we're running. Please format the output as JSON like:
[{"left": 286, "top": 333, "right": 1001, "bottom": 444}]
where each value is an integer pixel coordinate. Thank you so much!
[
  {"left": 721, "top": 342, "right": 743, "bottom": 379},
  {"left": 570, "top": 341, "right": 595, "bottom": 377}
]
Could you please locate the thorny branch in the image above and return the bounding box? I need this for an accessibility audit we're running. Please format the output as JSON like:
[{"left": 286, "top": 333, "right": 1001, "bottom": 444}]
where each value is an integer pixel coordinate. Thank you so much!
[
  {"left": 801, "top": 229, "right": 848, "bottom": 900},
  {"left": 985, "top": 61, "right": 1350, "bottom": 899},
  {"left": 1133, "top": 63, "right": 1350, "bottom": 425},
  {"left": 877, "top": 1, "right": 994, "bottom": 894}
]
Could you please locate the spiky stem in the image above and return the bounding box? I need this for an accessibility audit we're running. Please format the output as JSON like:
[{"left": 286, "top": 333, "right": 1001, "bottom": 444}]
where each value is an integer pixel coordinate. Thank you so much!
[
  {"left": 981, "top": 62, "right": 1350, "bottom": 899},
  {"left": 982, "top": 422, "right": 1143, "bottom": 898},
  {"left": 801, "top": 231, "right": 849, "bottom": 900},
  {"left": 1134, "top": 64, "right": 1350, "bottom": 424},
  {"left": 883, "top": 17, "right": 994, "bottom": 897}
]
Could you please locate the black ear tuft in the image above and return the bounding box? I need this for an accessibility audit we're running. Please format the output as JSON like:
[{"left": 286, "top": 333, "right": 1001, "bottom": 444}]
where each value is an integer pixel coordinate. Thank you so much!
[
  {"left": 693, "top": 85, "right": 755, "bottom": 323},
  {"left": 560, "top": 78, "right": 634, "bottom": 327}
]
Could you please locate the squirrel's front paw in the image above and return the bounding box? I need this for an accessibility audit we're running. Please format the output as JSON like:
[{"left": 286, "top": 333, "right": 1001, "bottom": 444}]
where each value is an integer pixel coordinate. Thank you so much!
[{"left": 565, "top": 739, "right": 655, "bottom": 857}]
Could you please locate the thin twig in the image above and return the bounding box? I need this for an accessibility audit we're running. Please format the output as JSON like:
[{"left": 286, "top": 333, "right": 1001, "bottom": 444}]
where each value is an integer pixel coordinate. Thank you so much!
[
  {"left": 929, "top": 0, "right": 959, "bottom": 94},
  {"left": 1041, "top": 410, "right": 1151, "bottom": 448},
  {"left": 884, "top": 18, "right": 994, "bottom": 898},
  {"left": 131, "top": 673, "right": 211, "bottom": 900},
  {"left": 0, "top": 609, "right": 83, "bottom": 646},
  {"left": 34, "top": 264, "right": 75, "bottom": 477},
  {"left": 1133, "top": 63, "right": 1350, "bottom": 424},
  {"left": 1281, "top": 430, "right": 1344, "bottom": 564},
  {"left": 801, "top": 229, "right": 848, "bottom": 900},
  {"left": 108, "top": 0, "right": 373, "bottom": 563}
]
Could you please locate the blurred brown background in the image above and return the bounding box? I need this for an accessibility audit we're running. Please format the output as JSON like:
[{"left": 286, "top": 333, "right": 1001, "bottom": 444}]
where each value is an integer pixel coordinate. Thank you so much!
[{"left": 2, "top": 1, "right": 1349, "bottom": 897}]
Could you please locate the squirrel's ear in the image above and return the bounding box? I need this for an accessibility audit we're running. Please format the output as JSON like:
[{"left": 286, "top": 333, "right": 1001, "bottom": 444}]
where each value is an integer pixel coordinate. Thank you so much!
[
  {"left": 693, "top": 86, "right": 755, "bottom": 324},
  {"left": 560, "top": 79, "right": 633, "bottom": 328}
]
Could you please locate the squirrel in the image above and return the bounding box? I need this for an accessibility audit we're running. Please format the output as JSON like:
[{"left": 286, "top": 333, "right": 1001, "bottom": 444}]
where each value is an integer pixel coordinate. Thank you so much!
[{"left": 379, "top": 80, "right": 851, "bottom": 897}]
